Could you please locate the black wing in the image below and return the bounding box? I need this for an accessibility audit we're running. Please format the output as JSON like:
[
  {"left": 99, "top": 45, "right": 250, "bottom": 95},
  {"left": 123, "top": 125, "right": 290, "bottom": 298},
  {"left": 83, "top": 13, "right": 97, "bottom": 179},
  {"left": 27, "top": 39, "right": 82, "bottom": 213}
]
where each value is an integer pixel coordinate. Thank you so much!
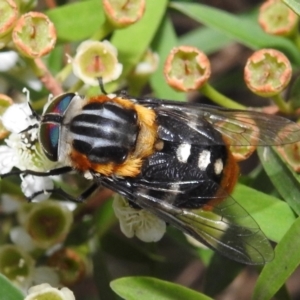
[
  {"left": 133, "top": 97, "right": 300, "bottom": 146},
  {"left": 99, "top": 174, "right": 274, "bottom": 265}
]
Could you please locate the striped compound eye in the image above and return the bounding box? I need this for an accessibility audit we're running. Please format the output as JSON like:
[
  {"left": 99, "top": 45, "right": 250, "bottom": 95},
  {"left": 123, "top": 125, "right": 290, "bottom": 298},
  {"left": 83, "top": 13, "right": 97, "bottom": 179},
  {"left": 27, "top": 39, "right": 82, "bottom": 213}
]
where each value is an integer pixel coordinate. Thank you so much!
[{"left": 39, "top": 93, "right": 75, "bottom": 161}]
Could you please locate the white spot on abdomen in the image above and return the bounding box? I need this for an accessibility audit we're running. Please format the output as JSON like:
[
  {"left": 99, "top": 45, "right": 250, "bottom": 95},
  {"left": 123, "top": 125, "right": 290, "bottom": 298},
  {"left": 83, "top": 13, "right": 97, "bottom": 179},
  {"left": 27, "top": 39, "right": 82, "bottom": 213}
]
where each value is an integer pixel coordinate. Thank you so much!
[
  {"left": 198, "top": 150, "right": 211, "bottom": 170},
  {"left": 214, "top": 158, "right": 223, "bottom": 175},
  {"left": 176, "top": 143, "right": 191, "bottom": 163}
]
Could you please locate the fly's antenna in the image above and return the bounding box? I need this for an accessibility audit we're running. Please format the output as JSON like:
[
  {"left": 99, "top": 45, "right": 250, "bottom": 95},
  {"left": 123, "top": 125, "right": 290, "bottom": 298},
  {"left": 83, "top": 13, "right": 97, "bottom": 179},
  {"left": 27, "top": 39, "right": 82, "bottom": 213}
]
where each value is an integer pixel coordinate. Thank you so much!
[
  {"left": 97, "top": 77, "right": 108, "bottom": 95},
  {"left": 28, "top": 102, "right": 40, "bottom": 121},
  {"left": 22, "top": 87, "right": 40, "bottom": 121}
]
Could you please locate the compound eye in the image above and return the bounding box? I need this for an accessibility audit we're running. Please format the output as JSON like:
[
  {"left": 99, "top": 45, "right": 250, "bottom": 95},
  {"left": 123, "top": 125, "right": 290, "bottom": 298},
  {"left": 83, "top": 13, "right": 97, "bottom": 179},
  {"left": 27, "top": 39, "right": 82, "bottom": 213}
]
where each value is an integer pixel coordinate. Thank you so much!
[
  {"left": 40, "top": 93, "right": 76, "bottom": 162},
  {"left": 44, "top": 93, "right": 76, "bottom": 115},
  {"left": 40, "top": 123, "right": 60, "bottom": 161}
]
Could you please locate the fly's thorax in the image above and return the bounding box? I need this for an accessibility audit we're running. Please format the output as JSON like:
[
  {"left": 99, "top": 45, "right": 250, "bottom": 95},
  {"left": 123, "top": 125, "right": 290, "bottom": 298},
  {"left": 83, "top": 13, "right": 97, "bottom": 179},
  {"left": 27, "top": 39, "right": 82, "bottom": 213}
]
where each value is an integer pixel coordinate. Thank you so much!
[{"left": 64, "top": 96, "right": 159, "bottom": 177}]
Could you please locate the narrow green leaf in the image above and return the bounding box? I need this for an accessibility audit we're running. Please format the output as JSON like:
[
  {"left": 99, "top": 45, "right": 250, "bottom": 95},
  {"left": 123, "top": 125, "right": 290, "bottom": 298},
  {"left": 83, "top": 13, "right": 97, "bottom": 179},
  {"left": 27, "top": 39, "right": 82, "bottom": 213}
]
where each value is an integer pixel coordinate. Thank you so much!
[
  {"left": 170, "top": 2, "right": 300, "bottom": 64},
  {"left": 151, "top": 16, "right": 186, "bottom": 101},
  {"left": 283, "top": 0, "right": 300, "bottom": 15},
  {"left": 46, "top": 0, "right": 105, "bottom": 41},
  {"left": 110, "top": 276, "right": 213, "bottom": 300},
  {"left": 233, "top": 184, "right": 296, "bottom": 242},
  {"left": 111, "top": 0, "right": 168, "bottom": 76},
  {"left": 257, "top": 147, "right": 300, "bottom": 215},
  {"left": 253, "top": 217, "right": 300, "bottom": 300},
  {"left": 0, "top": 274, "right": 23, "bottom": 300},
  {"left": 178, "top": 27, "right": 232, "bottom": 54}
]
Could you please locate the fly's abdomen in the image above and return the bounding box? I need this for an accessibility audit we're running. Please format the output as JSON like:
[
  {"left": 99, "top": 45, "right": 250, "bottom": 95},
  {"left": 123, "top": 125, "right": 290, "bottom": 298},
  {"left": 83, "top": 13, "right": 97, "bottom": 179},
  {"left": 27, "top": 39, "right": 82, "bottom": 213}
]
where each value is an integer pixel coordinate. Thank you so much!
[{"left": 70, "top": 102, "right": 138, "bottom": 164}]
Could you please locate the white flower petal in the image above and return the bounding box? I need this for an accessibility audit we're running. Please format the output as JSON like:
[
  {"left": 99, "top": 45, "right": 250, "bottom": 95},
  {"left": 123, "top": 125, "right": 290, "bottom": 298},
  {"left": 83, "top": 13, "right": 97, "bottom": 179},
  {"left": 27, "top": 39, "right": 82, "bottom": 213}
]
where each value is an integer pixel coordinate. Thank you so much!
[
  {"left": 1, "top": 194, "right": 21, "bottom": 213},
  {"left": 135, "top": 212, "right": 166, "bottom": 242},
  {"left": 2, "top": 103, "right": 36, "bottom": 133},
  {"left": 26, "top": 284, "right": 75, "bottom": 300},
  {"left": 102, "top": 40, "right": 118, "bottom": 56},
  {"left": 10, "top": 227, "right": 36, "bottom": 252},
  {"left": 103, "top": 63, "right": 123, "bottom": 83},
  {"left": 27, "top": 283, "right": 52, "bottom": 295},
  {"left": 0, "top": 51, "right": 18, "bottom": 71},
  {"left": 60, "top": 288, "right": 76, "bottom": 300},
  {"left": 113, "top": 196, "right": 166, "bottom": 243},
  {"left": 0, "top": 145, "right": 18, "bottom": 174},
  {"left": 21, "top": 175, "right": 54, "bottom": 201},
  {"left": 75, "top": 40, "right": 96, "bottom": 54}
]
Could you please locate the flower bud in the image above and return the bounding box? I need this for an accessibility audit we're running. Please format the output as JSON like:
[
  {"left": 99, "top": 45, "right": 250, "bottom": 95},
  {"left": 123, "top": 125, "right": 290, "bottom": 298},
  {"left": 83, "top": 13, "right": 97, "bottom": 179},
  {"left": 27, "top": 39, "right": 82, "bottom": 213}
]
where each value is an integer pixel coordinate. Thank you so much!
[
  {"left": 72, "top": 40, "right": 123, "bottom": 86},
  {"left": 103, "top": 0, "right": 146, "bottom": 28},
  {"left": 164, "top": 46, "right": 211, "bottom": 92},
  {"left": 0, "top": 245, "right": 34, "bottom": 288},
  {"left": 277, "top": 123, "right": 300, "bottom": 172},
  {"left": 244, "top": 49, "right": 292, "bottom": 97},
  {"left": 47, "top": 248, "right": 87, "bottom": 286},
  {"left": 12, "top": 12, "right": 56, "bottom": 58},
  {"left": 0, "top": 0, "right": 18, "bottom": 39},
  {"left": 258, "top": 0, "right": 298, "bottom": 36},
  {"left": 218, "top": 114, "right": 259, "bottom": 161},
  {"left": 23, "top": 201, "right": 73, "bottom": 249}
]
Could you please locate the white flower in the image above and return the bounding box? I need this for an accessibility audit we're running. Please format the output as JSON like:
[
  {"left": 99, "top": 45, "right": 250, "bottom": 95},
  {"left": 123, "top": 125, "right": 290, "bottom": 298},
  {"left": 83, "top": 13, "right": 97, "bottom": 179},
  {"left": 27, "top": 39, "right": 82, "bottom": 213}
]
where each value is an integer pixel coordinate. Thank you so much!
[
  {"left": 0, "top": 103, "right": 54, "bottom": 173},
  {"left": 0, "top": 100, "right": 57, "bottom": 200},
  {"left": 0, "top": 194, "right": 21, "bottom": 213},
  {"left": 0, "top": 51, "right": 18, "bottom": 72},
  {"left": 113, "top": 195, "right": 166, "bottom": 243},
  {"left": 25, "top": 284, "right": 75, "bottom": 300},
  {"left": 72, "top": 40, "right": 123, "bottom": 86},
  {"left": 10, "top": 226, "right": 36, "bottom": 252},
  {"left": 2, "top": 102, "right": 36, "bottom": 133},
  {"left": 21, "top": 175, "right": 54, "bottom": 202},
  {"left": 133, "top": 49, "right": 159, "bottom": 76}
]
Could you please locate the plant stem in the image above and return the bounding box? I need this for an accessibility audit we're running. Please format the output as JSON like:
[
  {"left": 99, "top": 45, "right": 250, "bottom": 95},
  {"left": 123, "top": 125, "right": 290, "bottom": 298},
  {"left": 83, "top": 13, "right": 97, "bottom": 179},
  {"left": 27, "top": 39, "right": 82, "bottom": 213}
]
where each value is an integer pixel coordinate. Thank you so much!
[
  {"left": 200, "top": 83, "right": 246, "bottom": 109},
  {"left": 272, "top": 93, "right": 292, "bottom": 114},
  {"left": 91, "top": 19, "right": 114, "bottom": 41}
]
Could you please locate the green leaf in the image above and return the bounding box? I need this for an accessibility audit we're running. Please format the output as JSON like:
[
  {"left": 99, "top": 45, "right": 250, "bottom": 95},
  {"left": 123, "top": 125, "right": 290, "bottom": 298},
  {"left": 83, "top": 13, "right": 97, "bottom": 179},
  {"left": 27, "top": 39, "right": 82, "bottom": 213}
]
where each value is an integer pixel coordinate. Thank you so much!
[
  {"left": 151, "top": 16, "right": 186, "bottom": 101},
  {"left": 233, "top": 184, "right": 296, "bottom": 243},
  {"left": 110, "top": 276, "right": 213, "bottom": 300},
  {"left": 257, "top": 147, "right": 300, "bottom": 216},
  {"left": 111, "top": 0, "right": 168, "bottom": 77},
  {"left": 283, "top": 0, "right": 300, "bottom": 15},
  {"left": 253, "top": 217, "right": 300, "bottom": 300},
  {"left": 0, "top": 274, "right": 23, "bottom": 300},
  {"left": 46, "top": 0, "right": 105, "bottom": 41},
  {"left": 178, "top": 27, "right": 232, "bottom": 54},
  {"left": 170, "top": 2, "right": 300, "bottom": 64}
]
